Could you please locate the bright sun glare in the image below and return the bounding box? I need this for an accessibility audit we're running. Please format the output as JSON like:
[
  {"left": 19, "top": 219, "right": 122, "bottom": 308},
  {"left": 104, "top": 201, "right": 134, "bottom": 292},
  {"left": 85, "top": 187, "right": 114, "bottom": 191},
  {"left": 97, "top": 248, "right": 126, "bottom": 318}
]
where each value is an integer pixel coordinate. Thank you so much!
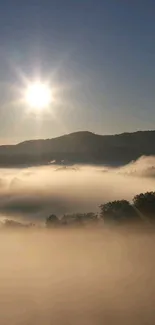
[{"left": 25, "top": 82, "right": 52, "bottom": 109}]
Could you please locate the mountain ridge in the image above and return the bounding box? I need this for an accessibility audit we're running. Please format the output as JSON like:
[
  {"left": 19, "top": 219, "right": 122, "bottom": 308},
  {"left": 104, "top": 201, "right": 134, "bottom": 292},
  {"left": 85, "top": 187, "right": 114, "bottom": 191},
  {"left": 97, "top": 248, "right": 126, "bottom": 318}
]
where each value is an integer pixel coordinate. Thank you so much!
[
  {"left": 0, "top": 130, "right": 155, "bottom": 166},
  {"left": 16, "top": 129, "right": 155, "bottom": 146}
]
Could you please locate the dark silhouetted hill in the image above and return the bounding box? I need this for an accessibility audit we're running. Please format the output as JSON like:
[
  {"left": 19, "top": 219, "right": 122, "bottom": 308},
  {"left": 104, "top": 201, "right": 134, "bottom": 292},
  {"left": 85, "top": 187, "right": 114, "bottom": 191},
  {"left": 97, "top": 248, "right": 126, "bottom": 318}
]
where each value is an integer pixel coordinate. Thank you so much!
[{"left": 1, "top": 130, "right": 155, "bottom": 166}]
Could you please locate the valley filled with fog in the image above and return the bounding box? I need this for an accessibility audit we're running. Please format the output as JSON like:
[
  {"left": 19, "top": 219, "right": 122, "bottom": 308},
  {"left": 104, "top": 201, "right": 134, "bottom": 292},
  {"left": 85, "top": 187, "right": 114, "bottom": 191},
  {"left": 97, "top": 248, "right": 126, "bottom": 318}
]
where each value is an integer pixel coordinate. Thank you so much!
[
  {"left": 0, "top": 156, "right": 155, "bottom": 324},
  {"left": 0, "top": 228, "right": 155, "bottom": 325},
  {"left": 0, "top": 155, "right": 155, "bottom": 223}
]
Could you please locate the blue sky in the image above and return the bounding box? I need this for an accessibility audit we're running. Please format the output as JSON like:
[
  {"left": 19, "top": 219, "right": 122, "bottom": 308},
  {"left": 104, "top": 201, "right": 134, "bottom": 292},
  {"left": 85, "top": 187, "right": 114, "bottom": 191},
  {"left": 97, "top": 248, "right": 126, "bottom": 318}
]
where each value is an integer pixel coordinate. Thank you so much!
[{"left": 0, "top": 0, "right": 155, "bottom": 143}]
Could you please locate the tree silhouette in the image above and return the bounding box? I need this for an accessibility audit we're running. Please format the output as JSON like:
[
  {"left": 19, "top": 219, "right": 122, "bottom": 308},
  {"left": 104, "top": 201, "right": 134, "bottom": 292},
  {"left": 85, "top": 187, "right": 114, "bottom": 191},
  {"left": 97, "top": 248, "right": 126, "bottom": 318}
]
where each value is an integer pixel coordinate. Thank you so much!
[
  {"left": 3, "top": 219, "right": 32, "bottom": 228},
  {"left": 61, "top": 212, "right": 98, "bottom": 226},
  {"left": 46, "top": 214, "right": 59, "bottom": 227},
  {"left": 133, "top": 192, "right": 155, "bottom": 222},
  {"left": 100, "top": 200, "right": 137, "bottom": 224}
]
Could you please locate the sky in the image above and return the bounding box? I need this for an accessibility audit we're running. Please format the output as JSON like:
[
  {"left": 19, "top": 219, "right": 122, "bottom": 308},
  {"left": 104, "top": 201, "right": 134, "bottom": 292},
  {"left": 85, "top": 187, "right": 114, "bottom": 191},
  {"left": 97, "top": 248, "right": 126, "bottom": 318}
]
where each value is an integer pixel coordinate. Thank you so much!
[{"left": 0, "top": 0, "right": 155, "bottom": 143}]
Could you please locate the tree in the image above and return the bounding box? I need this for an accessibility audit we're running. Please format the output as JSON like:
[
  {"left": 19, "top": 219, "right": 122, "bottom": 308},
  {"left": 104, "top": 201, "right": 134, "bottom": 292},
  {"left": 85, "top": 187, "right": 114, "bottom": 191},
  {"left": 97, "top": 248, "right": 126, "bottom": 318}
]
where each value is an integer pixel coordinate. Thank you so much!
[
  {"left": 133, "top": 192, "right": 155, "bottom": 222},
  {"left": 46, "top": 214, "right": 59, "bottom": 227},
  {"left": 3, "top": 219, "right": 33, "bottom": 228},
  {"left": 80, "top": 212, "right": 98, "bottom": 224},
  {"left": 60, "top": 214, "right": 76, "bottom": 226},
  {"left": 74, "top": 212, "right": 98, "bottom": 225},
  {"left": 61, "top": 212, "right": 98, "bottom": 226},
  {"left": 100, "top": 200, "right": 138, "bottom": 224}
]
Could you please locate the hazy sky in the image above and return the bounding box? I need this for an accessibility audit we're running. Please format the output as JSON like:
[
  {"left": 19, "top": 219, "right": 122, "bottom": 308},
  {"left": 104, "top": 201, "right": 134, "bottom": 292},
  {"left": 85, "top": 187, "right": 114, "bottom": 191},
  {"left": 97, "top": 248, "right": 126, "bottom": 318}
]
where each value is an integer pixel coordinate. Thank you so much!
[{"left": 0, "top": 0, "right": 155, "bottom": 143}]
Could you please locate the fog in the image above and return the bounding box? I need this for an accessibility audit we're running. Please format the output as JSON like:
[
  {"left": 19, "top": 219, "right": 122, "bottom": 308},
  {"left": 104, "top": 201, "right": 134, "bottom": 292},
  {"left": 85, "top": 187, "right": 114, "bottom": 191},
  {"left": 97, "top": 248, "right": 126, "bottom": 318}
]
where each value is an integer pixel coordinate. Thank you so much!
[
  {"left": 0, "top": 228, "right": 155, "bottom": 324},
  {"left": 0, "top": 155, "right": 155, "bottom": 222},
  {"left": 1, "top": 157, "right": 155, "bottom": 323}
]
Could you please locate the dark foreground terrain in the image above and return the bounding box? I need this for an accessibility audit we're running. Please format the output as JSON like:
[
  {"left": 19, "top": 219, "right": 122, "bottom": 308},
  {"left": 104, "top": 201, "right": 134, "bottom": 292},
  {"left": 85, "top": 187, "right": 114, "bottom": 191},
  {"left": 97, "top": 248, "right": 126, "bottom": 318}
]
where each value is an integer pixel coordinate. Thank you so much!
[{"left": 0, "top": 227, "right": 155, "bottom": 325}]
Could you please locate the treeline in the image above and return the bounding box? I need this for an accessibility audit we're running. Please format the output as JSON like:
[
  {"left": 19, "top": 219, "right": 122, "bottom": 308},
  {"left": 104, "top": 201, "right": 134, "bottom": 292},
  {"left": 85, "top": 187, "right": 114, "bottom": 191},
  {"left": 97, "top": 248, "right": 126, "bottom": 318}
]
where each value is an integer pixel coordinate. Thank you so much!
[
  {"left": 46, "top": 192, "right": 155, "bottom": 227},
  {"left": 2, "top": 191, "right": 155, "bottom": 229}
]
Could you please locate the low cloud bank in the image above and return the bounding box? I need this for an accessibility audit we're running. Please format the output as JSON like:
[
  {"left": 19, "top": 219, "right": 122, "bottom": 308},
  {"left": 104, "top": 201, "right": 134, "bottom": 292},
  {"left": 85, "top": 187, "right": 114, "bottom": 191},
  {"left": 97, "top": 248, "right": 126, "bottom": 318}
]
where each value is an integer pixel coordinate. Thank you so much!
[
  {"left": 0, "top": 229, "right": 155, "bottom": 324},
  {"left": 0, "top": 156, "right": 155, "bottom": 222},
  {"left": 117, "top": 155, "right": 155, "bottom": 177}
]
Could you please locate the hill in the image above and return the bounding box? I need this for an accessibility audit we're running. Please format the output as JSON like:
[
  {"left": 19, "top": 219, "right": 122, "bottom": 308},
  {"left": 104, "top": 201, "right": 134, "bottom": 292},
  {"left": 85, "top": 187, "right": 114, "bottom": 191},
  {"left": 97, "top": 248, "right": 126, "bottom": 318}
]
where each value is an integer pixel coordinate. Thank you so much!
[{"left": 1, "top": 130, "right": 155, "bottom": 166}]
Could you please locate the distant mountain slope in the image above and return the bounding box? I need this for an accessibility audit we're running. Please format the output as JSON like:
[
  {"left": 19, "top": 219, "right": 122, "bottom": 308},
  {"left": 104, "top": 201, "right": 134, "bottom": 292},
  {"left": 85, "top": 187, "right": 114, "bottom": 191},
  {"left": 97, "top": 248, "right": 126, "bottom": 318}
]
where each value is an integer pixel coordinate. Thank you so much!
[{"left": 0, "top": 130, "right": 155, "bottom": 166}]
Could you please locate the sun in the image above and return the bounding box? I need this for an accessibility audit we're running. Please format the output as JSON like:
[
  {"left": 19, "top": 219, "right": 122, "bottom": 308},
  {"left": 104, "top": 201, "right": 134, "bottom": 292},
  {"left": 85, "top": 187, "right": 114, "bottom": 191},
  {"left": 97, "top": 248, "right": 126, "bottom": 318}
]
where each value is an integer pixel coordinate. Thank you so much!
[{"left": 25, "top": 82, "right": 52, "bottom": 109}]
